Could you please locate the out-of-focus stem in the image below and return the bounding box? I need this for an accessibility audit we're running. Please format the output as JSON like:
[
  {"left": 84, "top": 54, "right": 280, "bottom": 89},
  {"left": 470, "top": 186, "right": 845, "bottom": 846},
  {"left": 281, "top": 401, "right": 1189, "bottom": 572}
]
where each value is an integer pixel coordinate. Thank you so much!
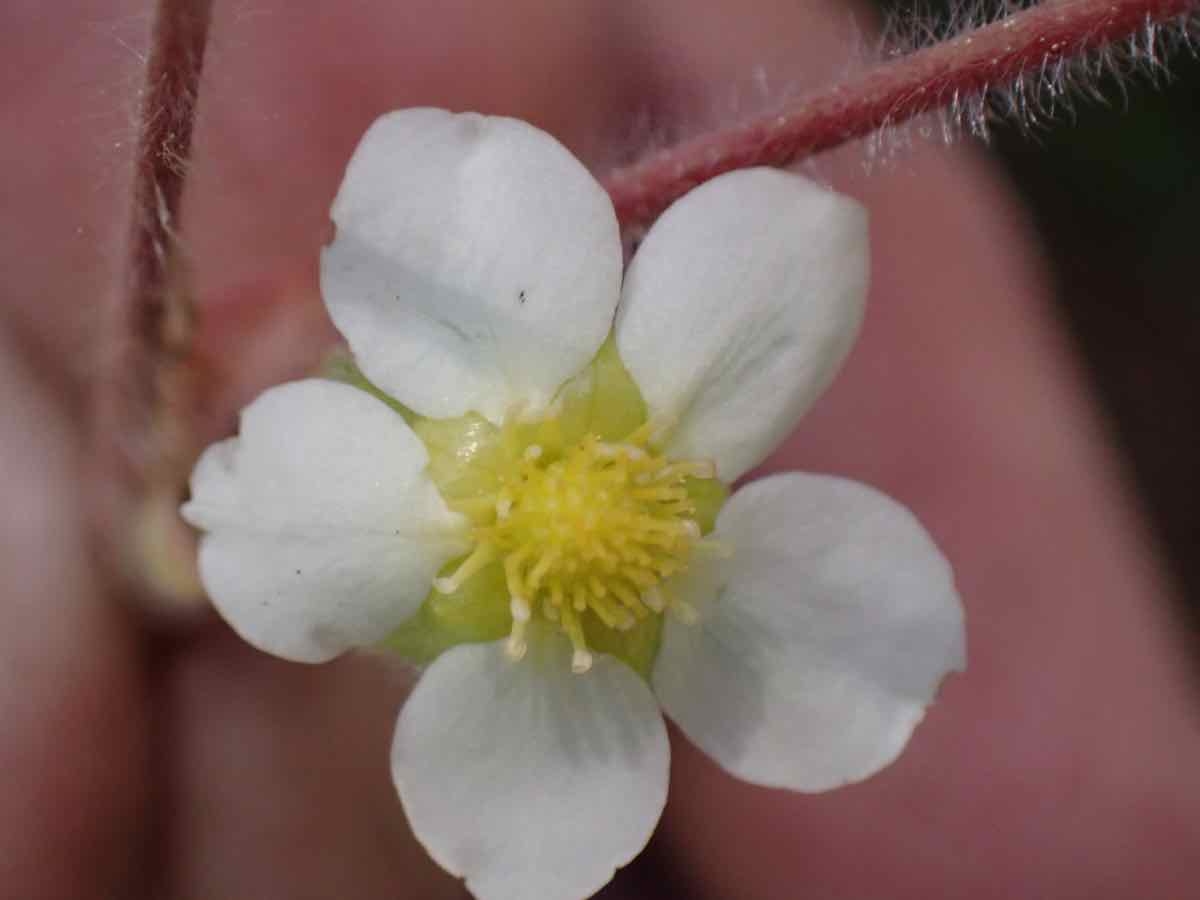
[
  {"left": 92, "top": 0, "right": 212, "bottom": 605},
  {"left": 604, "top": 0, "right": 1197, "bottom": 229}
]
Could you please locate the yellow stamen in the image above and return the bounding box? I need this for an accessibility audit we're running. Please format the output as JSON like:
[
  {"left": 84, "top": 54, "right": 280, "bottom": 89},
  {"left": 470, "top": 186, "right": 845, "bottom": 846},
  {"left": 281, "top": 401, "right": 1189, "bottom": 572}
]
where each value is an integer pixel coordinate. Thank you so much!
[
  {"left": 642, "top": 585, "right": 665, "bottom": 613},
  {"left": 434, "top": 542, "right": 497, "bottom": 594},
  {"left": 506, "top": 617, "right": 528, "bottom": 661},
  {"left": 560, "top": 605, "right": 592, "bottom": 673},
  {"left": 445, "top": 422, "right": 718, "bottom": 674},
  {"left": 663, "top": 586, "right": 699, "bottom": 625}
]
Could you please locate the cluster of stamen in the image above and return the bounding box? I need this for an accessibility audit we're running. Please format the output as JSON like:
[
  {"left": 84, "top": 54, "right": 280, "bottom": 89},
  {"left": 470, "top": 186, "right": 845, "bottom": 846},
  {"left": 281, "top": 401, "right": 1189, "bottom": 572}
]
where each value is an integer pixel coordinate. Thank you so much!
[{"left": 434, "top": 422, "right": 716, "bottom": 673}]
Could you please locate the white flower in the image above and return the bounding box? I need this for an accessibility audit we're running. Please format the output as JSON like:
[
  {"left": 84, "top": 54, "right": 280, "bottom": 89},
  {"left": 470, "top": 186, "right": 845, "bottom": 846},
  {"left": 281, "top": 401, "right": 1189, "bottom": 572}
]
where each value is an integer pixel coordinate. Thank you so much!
[{"left": 182, "top": 109, "right": 966, "bottom": 900}]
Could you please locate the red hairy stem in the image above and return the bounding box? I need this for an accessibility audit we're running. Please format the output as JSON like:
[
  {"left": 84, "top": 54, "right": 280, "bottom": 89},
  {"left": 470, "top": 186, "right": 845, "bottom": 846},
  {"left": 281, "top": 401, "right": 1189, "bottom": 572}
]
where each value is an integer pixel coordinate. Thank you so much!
[
  {"left": 604, "top": 0, "right": 1198, "bottom": 229},
  {"left": 91, "top": 0, "right": 212, "bottom": 600}
]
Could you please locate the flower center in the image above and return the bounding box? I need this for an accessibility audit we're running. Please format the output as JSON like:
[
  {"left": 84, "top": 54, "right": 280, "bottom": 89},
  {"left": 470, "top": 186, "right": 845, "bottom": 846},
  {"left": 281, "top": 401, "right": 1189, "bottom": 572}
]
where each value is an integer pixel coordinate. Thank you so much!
[{"left": 433, "top": 423, "right": 716, "bottom": 673}]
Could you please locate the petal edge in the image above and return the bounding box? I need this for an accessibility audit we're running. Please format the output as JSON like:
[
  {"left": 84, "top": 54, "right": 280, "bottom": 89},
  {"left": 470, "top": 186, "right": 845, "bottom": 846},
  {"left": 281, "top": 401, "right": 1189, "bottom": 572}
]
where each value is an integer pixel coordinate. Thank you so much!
[
  {"left": 182, "top": 379, "right": 467, "bottom": 663},
  {"left": 322, "top": 109, "right": 623, "bottom": 423},
  {"left": 393, "top": 637, "right": 670, "bottom": 900},
  {"left": 617, "top": 168, "right": 869, "bottom": 481},
  {"left": 653, "top": 472, "right": 964, "bottom": 791}
]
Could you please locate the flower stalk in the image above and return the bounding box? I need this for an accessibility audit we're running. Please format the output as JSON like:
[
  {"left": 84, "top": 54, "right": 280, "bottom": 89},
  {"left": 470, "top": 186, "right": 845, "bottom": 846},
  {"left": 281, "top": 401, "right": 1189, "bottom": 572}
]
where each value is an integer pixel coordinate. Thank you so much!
[
  {"left": 604, "top": 0, "right": 1200, "bottom": 229},
  {"left": 95, "top": 0, "right": 213, "bottom": 604}
]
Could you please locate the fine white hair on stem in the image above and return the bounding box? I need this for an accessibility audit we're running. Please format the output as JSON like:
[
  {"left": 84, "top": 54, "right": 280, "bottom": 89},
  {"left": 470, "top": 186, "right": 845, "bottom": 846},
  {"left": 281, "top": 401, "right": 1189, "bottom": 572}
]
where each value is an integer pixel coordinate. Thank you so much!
[
  {"left": 863, "top": 0, "right": 1200, "bottom": 166},
  {"left": 603, "top": 0, "right": 1199, "bottom": 227}
]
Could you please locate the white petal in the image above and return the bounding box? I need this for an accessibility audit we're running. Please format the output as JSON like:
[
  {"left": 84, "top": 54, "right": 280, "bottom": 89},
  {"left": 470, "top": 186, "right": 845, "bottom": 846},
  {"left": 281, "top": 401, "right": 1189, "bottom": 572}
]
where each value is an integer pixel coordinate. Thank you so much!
[
  {"left": 182, "top": 379, "right": 467, "bottom": 663},
  {"left": 616, "top": 168, "right": 869, "bottom": 481},
  {"left": 654, "top": 473, "right": 964, "bottom": 792},
  {"left": 321, "top": 108, "right": 623, "bottom": 424},
  {"left": 393, "top": 637, "right": 669, "bottom": 900}
]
